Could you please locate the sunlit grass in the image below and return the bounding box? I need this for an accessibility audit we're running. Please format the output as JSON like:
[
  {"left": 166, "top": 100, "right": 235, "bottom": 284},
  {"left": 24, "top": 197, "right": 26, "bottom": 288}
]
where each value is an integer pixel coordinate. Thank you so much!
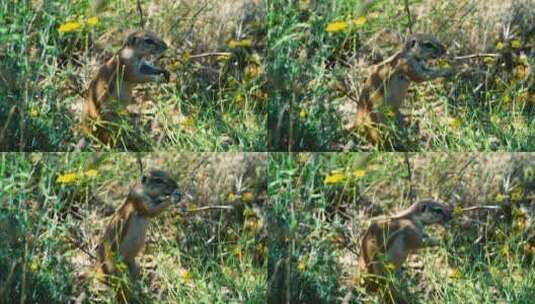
[
  {"left": 0, "top": 0, "right": 266, "bottom": 152},
  {"left": 268, "top": 152, "right": 535, "bottom": 303},
  {"left": 0, "top": 153, "right": 267, "bottom": 303},
  {"left": 267, "top": 0, "right": 534, "bottom": 151}
]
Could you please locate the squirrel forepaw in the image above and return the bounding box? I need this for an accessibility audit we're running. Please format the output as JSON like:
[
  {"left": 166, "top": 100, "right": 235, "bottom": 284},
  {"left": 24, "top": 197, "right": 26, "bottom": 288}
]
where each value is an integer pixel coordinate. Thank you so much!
[{"left": 161, "top": 70, "right": 171, "bottom": 82}]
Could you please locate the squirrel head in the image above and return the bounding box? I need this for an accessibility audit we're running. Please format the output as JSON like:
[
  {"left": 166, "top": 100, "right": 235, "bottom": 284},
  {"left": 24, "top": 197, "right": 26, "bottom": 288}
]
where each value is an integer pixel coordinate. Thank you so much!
[
  {"left": 124, "top": 30, "right": 168, "bottom": 57},
  {"left": 412, "top": 200, "right": 453, "bottom": 225},
  {"left": 141, "top": 169, "right": 181, "bottom": 204},
  {"left": 403, "top": 33, "right": 447, "bottom": 61}
]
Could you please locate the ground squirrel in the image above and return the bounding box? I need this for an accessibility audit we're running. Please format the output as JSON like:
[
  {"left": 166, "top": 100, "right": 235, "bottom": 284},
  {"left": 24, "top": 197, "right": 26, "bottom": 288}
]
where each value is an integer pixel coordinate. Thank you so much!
[
  {"left": 354, "top": 34, "right": 452, "bottom": 144},
  {"left": 82, "top": 30, "right": 170, "bottom": 143},
  {"left": 358, "top": 200, "right": 452, "bottom": 289},
  {"left": 95, "top": 170, "right": 181, "bottom": 279}
]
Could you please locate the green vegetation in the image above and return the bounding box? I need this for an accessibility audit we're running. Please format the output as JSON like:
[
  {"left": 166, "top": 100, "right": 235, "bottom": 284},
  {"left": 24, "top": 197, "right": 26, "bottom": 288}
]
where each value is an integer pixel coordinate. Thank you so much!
[
  {"left": 267, "top": 0, "right": 535, "bottom": 151},
  {"left": 268, "top": 152, "right": 535, "bottom": 303},
  {"left": 0, "top": 153, "right": 266, "bottom": 303},
  {"left": 0, "top": 0, "right": 266, "bottom": 151}
]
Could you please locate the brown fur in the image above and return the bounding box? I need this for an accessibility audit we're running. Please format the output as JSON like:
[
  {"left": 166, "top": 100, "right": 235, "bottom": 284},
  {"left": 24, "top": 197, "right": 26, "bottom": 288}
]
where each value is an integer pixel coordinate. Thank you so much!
[
  {"left": 354, "top": 34, "right": 452, "bottom": 144},
  {"left": 81, "top": 30, "right": 170, "bottom": 144},
  {"left": 358, "top": 200, "right": 452, "bottom": 290},
  {"left": 95, "top": 170, "right": 181, "bottom": 279}
]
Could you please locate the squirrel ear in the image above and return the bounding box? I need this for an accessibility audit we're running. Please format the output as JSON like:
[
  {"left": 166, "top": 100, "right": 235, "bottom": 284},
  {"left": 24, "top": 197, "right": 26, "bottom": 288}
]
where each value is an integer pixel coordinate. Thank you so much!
[
  {"left": 404, "top": 37, "right": 417, "bottom": 51},
  {"left": 420, "top": 203, "right": 427, "bottom": 212},
  {"left": 125, "top": 34, "right": 137, "bottom": 46}
]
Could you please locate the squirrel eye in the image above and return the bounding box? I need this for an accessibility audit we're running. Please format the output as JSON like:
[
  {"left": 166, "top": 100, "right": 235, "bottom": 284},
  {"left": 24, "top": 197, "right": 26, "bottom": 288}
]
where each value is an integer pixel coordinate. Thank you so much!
[
  {"left": 145, "top": 38, "right": 155, "bottom": 45},
  {"left": 423, "top": 42, "right": 436, "bottom": 49}
]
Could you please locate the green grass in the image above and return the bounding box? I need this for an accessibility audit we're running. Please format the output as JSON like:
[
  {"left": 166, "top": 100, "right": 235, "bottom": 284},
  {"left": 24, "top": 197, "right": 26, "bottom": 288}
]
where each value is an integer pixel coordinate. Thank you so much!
[
  {"left": 267, "top": 152, "right": 535, "bottom": 303},
  {"left": 0, "top": 153, "right": 267, "bottom": 303},
  {"left": 267, "top": 0, "right": 535, "bottom": 151},
  {"left": 0, "top": 0, "right": 266, "bottom": 151}
]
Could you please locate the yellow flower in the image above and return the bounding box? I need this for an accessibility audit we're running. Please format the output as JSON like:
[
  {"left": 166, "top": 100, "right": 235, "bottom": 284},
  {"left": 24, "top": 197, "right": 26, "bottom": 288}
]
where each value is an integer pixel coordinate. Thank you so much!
[
  {"left": 500, "top": 245, "right": 510, "bottom": 258},
  {"left": 92, "top": 270, "right": 105, "bottom": 282},
  {"left": 453, "top": 206, "right": 464, "bottom": 218},
  {"left": 234, "top": 94, "right": 245, "bottom": 106},
  {"left": 227, "top": 192, "right": 237, "bottom": 202},
  {"left": 511, "top": 186, "right": 523, "bottom": 201},
  {"left": 449, "top": 268, "right": 462, "bottom": 280},
  {"left": 245, "top": 64, "right": 261, "bottom": 78},
  {"left": 233, "top": 246, "right": 242, "bottom": 258},
  {"left": 352, "top": 16, "right": 367, "bottom": 27},
  {"left": 239, "top": 39, "right": 254, "bottom": 48},
  {"left": 228, "top": 40, "right": 238, "bottom": 48},
  {"left": 179, "top": 269, "right": 193, "bottom": 283},
  {"left": 496, "top": 193, "right": 506, "bottom": 202},
  {"left": 513, "top": 64, "right": 530, "bottom": 80},
  {"left": 86, "top": 17, "right": 99, "bottom": 26},
  {"left": 181, "top": 52, "right": 191, "bottom": 61},
  {"left": 438, "top": 59, "right": 451, "bottom": 69},
  {"left": 448, "top": 118, "right": 461, "bottom": 130},
  {"left": 384, "top": 107, "right": 395, "bottom": 118},
  {"left": 169, "top": 61, "right": 182, "bottom": 71},
  {"left": 297, "top": 260, "right": 306, "bottom": 272},
  {"left": 514, "top": 219, "right": 527, "bottom": 233},
  {"left": 324, "top": 173, "right": 345, "bottom": 185},
  {"left": 502, "top": 95, "right": 511, "bottom": 107},
  {"left": 56, "top": 172, "right": 79, "bottom": 184},
  {"left": 490, "top": 114, "right": 501, "bottom": 125},
  {"left": 496, "top": 42, "right": 504, "bottom": 50},
  {"left": 385, "top": 263, "right": 396, "bottom": 271},
  {"left": 511, "top": 40, "right": 522, "bottom": 49},
  {"left": 228, "top": 38, "right": 252, "bottom": 48},
  {"left": 179, "top": 116, "right": 195, "bottom": 129},
  {"left": 115, "top": 262, "right": 127, "bottom": 273},
  {"left": 242, "top": 192, "right": 254, "bottom": 203},
  {"left": 244, "top": 217, "right": 259, "bottom": 232},
  {"left": 326, "top": 21, "right": 349, "bottom": 33},
  {"left": 299, "top": 109, "right": 306, "bottom": 121},
  {"left": 58, "top": 21, "right": 81, "bottom": 33},
  {"left": 30, "top": 259, "right": 39, "bottom": 272},
  {"left": 353, "top": 169, "right": 366, "bottom": 178},
  {"left": 85, "top": 169, "right": 98, "bottom": 178},
  {"left": 30, "top": 107, "right": 39, "bottom": 118},
  {"left": 117, "top": 109, "right": 129, "bottom": 116},
  {"left": 255, "top": 243, "right": 267, "bottom": 258}
]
